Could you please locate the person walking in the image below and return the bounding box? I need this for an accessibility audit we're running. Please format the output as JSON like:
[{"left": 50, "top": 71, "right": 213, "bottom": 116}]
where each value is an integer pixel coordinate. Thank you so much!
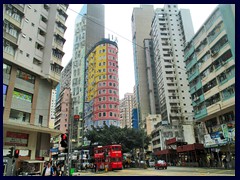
[
  {"left": 42, "top": 162, "right": 54, "bottom": 176},
  {"left": 56, "top": 164, "right": 63, "bottom": 176}
]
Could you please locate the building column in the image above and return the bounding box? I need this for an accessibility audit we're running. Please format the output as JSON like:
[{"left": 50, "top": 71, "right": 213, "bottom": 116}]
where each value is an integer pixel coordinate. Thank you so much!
[
  {"left": 30, "top": 76, "right": 40, "bottom": 125},
  {"left": 3, "top": 66, "right": 17, "bottom": 123}
]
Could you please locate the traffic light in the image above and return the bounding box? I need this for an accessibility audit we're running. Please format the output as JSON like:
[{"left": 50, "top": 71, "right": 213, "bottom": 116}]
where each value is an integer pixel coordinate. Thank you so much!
[
  {"left": 60, "top": 133, "right": 68, "bottom": 148},
  {"left": 14, "top": 149, "right": 20, "bottom": 158},
  {"left": 6, "top": 147, "right": 14, "bottom": 158}
]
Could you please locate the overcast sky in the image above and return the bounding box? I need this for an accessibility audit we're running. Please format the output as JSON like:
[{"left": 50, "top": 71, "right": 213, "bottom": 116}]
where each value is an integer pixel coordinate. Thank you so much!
[{"left": 62, "top": 4, "right": 218, "bottom": 99}]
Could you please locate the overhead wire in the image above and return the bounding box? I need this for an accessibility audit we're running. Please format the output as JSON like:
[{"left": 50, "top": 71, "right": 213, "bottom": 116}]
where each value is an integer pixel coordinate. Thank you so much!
[{"left": 67, "top": 6, "right": 222, "bottom": 88}]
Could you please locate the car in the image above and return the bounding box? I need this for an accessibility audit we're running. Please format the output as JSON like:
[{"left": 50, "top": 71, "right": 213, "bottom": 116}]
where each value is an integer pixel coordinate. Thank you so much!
[
  {"left": 155, "top": 160, "right": 167, "bottom": 169},
  {"left": 149, "top": 159, "right": 155, "bottom": 167}
]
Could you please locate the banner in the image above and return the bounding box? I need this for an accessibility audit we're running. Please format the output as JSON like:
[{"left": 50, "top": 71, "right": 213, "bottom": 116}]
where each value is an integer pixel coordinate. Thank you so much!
[{"left": 221, "top": 124, "right": 229, "bottom": 140}]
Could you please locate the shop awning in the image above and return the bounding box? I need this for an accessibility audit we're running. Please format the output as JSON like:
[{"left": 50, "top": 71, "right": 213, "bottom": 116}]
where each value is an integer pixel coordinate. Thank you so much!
[
  {"left": 154, "top": 149, "right": 176, "bottom": 156},
  {"left": 4, "top": 121, "right": 63, "bottom": 136},
  {"left": 21, "top": 160, "right": 45, "bottom": 164},
  {"left": 177, "top": 143, "right": 204, "bottom": 153}
]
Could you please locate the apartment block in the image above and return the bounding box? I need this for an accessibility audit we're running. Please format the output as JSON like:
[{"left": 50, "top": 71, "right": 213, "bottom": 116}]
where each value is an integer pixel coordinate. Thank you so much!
[
  {"left": 85, "top": 39, "right": 120, "bottom": 129},
  {"left": 184, "top": 5, "right": 235, "bottom": 156},
  {"left": 150, "top": 4, "right": 195, "bottom": 148},
  {"left": 131, "top": 5, "right": 155, "bottom": 128},
  {"left": 3, "top": 4, "right": 68, "bottom": 164},
  {"left": 120, "top": 93, "right": 134, "bottom": 128},
  {"left": 71, "top": 4, "right": 105, "bottom": 147}
]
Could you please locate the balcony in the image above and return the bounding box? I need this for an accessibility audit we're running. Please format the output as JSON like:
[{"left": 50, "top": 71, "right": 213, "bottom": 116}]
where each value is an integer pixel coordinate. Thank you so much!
[
  {"left": 48, "top": 70, "right": 61, "bottom": 84},
  {"left": 42, "top": 8, "right": 49, "bottom": 17},
  {"left": 3, "top": 51, "right": 15, "bottom": 62},
  {"left": 37, "top": 34, "right": 46, "bottom": 44},
  {"left": 188, "top": 68, "right": 199, "bottom": 82},
  {"left": 194, "top": 108, "right": 207, "bottom": 121},
  {"left": 185, "top": 46, "right": 195, "bottom": 60},
  {"left": 199, "top": 57, "right": 212, "bottom": 74},
  {"left": 12, "top": 4, "right": 25, "bottom": 12},
  {"left": 3, "top": 31, "right": 18, "bottom": 45},
  {"left": 4, "top": 13, "right": 21, "bottom": 28},
  {"left": 51, "top": 55, "right": 62, "bottom": 65},
  {"left": 56, "top": 15, "right": 65, "bottom": 26},
  {"left": 54, "top": 28, "right": 64, "bottom": 39},
  {"left": 39, "top": 20, "right": 47, "bottom": 30},
  {"left": 190, "top": 80, "right": 202, "bottom": 94},
  {"left": 186, "top": 56, "right": 197, "bottom": 70},
  {"left": 52, "top": 41, "right": 63, "bottom": 52},
  {"left": 192, "top": 94, "right": 205, "bottom": 107},
  {"left": 35, "top": 49, "right": 43, "bottom": 59}
]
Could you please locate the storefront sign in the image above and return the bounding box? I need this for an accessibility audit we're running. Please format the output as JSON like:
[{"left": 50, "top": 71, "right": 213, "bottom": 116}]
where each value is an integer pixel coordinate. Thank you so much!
[
  {"left": 221, "top": 124, "right": 229, "bottom": 140},
  {"left": 5, "top": 131, "right": 28, "bottom": 147},
  {"left": 204, "top": 131, "right": 227, "bottom": 148}
]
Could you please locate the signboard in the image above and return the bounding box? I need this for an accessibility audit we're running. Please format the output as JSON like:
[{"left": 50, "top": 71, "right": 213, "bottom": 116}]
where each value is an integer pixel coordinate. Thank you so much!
[
  {"left": 5, "top": 131, "right": 28, "bottom": 147},
  {"left": 221, "top": 124, "right": 229, "bottom": 140},
  {"left": 74, "top": 115, "right": 80, "bottom": 120}
]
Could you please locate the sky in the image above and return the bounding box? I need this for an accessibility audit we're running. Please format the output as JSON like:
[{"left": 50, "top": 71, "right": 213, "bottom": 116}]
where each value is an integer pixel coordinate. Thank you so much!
[{"left": 62, "top": 4, "right": 218, "bottom": 99}]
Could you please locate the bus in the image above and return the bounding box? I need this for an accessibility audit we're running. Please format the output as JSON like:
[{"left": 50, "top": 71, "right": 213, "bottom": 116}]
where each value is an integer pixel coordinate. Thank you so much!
[{"left": 94, "top": 144, "right": 122, "bottom": 171}]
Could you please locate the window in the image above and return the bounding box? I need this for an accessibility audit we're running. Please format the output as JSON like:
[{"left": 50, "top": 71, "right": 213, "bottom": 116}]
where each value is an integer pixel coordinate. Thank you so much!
[
  {"left": 3, "top": 84, "right": 8, "bottom": 95},
  {"left": 39, "top": 115, "right": 43, "bottom": 125},
  {"left": 13, "top": 89, "right": 33, "bottom": 103},
  {"left": 16, "top": 69, "right": 35, "bottom": 84},
  {"left": 3, "top": 63, "right": 11, "bottom": 74}
]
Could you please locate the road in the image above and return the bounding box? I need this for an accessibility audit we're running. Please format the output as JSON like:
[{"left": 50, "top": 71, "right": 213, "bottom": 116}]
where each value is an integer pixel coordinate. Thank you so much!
[{"left": 74, "top": 167, "right": 235, "bottom": 176}]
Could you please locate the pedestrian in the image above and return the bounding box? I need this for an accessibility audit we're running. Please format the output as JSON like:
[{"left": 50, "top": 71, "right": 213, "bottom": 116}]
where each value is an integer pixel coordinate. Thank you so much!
[
  {"left": 42, "top": 161, "right": 54, "bottom": 176},
  {"left": 56, "top": 164, "right": 63, "bottom": 176},
  {"left": 223, "top": 157, "right": 227, "bottom": 169},
  {"left": 93, "top": 163, "right": 97, "bottom": 172}
]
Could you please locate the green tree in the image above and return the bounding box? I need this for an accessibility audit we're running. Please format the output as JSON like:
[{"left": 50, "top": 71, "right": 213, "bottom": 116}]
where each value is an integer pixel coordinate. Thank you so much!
[{"left": 85, "top": 125, "right": 151, "bottom": 153}]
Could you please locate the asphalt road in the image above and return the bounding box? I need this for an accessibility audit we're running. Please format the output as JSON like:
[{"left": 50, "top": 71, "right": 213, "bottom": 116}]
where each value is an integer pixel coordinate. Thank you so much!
[{"left": 74, "top": 167, "right": 235, "bottom": 176}]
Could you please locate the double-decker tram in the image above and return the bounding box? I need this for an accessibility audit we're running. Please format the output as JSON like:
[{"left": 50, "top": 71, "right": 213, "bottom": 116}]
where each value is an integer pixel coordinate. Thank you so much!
[{"left": 94, "top": 144, "right": 122, "bottom": 171}]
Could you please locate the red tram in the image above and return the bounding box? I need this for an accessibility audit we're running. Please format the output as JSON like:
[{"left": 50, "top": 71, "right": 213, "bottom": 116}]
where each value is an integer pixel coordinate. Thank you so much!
[{"left": 94, "top": 144, "right": 122, "bottom": 171}]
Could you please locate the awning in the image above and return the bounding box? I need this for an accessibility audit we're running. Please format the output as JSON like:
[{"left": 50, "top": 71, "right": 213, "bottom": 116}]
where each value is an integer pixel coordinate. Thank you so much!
[
  {"left": 21, "top": 160, "right": 45, "bottom": 164},
  {"left": 177, "top": 143, "right": 204, "bottom": 153},
  {"left": 3, "top": 121, "right": 63, "bottom": 136},
  {"left": 154, "top": 149, "right": 176, "bottom": 156}
]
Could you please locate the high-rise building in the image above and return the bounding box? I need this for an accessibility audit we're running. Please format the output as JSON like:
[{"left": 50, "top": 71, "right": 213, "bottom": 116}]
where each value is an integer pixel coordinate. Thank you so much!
[
  {"left": 60, "top": 59, "right": 72, "bottom": 91},
  {"left": 143, "top": 39, "right": 161, "bottom": 115},
  {"left": 85, "top": 38, "right": 120, "bottom": 129},
  {"left": 71, "top": 4, "right": 105, "bottom": 147},
  {"left": 131, "top": 5, "right": 155, "bottom": 129},
  {"left": 150, "top": 4, "right": 196, "bottom": 148},
  {"left": 55, "top": 88, "right": 71, "bottom": 151},
  {"left": 3, "top": 4, "right": 68, "bottom": 162},
  {"left": 184, "top": 4, "right": 235, "bottom": 158},
  {"left": 120, "top": 93, "right": 134, "bottom": 128}
]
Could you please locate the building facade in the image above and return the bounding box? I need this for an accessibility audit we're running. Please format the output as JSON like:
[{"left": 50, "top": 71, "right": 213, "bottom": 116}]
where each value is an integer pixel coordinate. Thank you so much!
[
  {"left": 85, "top": 39, "right": 120, "bottom": 129},
  {"left": 184, "top": 4, "right": 235, "bottom": 158},
  {"left": 54, "top": 88, "right": 71, "bottom": 151},
  {"left": 71, "top": 4, "right": 105, "bottom": 147},
  {"left": 120, "top": 93, "right": 134, "bottom": 128},
  {"left": 60, "top": 59, "right": 72, "bottom": 91},
  {"left": 3, "top": 4, "right": 68, "bottom": 166},
  {"left": 131, "top": 5, "right": 155, "bottom": 129},
  {"left": 143, "top": 39, "right": 161, "bottom": 115},
  {"left": 150, "top": 4, "right": 195, "bottom": 145}
]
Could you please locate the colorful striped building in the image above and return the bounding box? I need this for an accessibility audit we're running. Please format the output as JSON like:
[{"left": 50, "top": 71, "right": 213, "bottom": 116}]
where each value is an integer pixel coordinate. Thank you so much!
[{"left": 84, "top": 38, "right": 120, "bottom": 129}]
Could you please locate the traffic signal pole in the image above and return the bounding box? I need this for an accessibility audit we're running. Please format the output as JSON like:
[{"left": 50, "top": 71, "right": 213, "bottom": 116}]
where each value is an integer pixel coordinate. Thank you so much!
[{"left": 10, "top": 145, "right": 16, "bottom": 176}]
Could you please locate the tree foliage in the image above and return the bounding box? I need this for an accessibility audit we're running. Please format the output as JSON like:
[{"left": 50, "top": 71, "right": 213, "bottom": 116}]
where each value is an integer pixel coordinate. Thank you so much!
[{"left": 85, "top": 124, "right": 151, "bottom": 153}]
